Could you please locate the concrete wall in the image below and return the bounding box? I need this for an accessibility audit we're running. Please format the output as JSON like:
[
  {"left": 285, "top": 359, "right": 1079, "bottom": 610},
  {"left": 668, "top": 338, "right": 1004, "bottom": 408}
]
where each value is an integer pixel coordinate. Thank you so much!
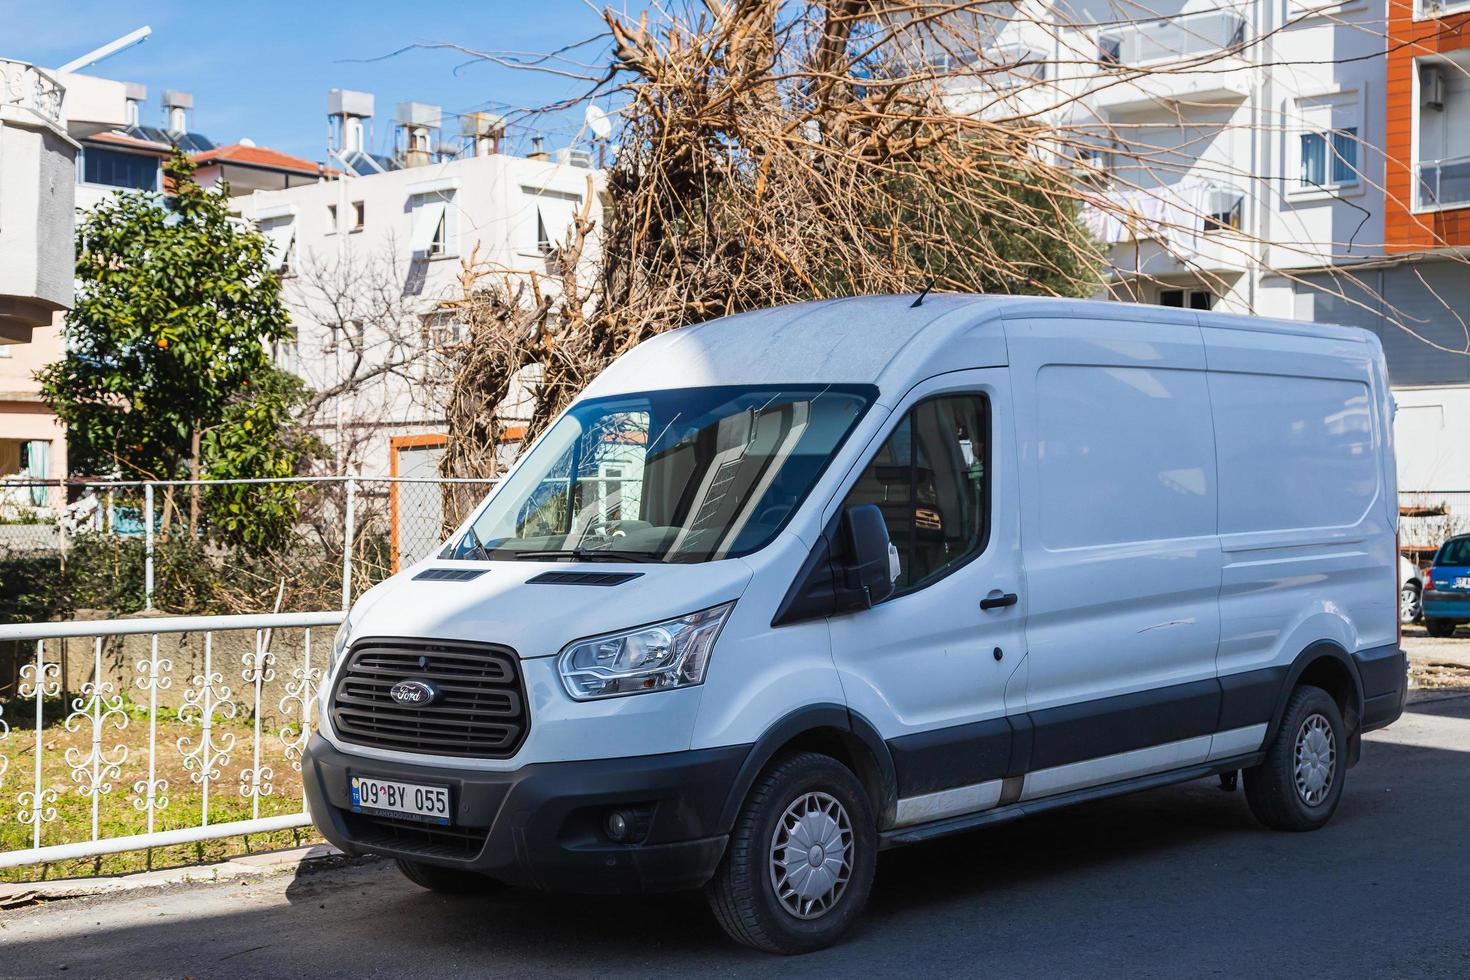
[{"left": 0, "top": 94, "right": 77, "bottom": 339}]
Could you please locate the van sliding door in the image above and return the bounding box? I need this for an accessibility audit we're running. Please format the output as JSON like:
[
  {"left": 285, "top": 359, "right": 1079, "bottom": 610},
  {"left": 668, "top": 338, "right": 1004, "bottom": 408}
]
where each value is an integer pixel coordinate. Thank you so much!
[{"left": 1005, "top": 315, "right": 1224, "bottom": 801}]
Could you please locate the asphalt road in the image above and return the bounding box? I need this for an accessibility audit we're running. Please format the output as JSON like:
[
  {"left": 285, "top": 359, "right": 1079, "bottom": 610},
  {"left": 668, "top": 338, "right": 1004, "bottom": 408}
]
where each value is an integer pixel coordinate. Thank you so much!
[{"left": 4, "top": 695, "right": 1469, "bottom": 980}]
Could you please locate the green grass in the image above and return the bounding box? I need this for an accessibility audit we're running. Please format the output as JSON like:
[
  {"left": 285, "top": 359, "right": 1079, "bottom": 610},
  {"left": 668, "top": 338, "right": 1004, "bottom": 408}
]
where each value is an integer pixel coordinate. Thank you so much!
[{"left": 0, "top": 705, "right": 324, "bottom": 883}]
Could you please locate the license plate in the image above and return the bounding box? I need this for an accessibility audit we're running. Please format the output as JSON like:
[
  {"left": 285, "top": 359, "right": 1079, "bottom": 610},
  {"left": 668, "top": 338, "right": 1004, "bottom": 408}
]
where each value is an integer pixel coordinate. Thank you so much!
[
  {"left": 351, "top": 775, "right": 451, "bottom": 825},
  {"left": 1456, "top": 577, "right": 1470, "bottom": 590}
]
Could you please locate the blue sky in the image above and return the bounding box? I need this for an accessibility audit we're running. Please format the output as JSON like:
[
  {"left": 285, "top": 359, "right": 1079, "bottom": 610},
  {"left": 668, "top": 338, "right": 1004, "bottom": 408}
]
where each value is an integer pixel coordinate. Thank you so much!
[{"left": 5, "top": 0, "right": 631, "bottom": 162}]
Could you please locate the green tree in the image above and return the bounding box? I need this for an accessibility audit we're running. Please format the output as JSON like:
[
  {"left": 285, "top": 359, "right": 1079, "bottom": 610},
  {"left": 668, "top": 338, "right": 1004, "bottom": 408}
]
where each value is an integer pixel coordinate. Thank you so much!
[{"left": 39, "top": 150, "right": 314, "bottom": 546}]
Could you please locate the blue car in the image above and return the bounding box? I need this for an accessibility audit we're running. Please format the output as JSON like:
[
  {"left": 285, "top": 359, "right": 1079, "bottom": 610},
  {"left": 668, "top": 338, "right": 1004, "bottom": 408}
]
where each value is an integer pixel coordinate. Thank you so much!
[{"left": 1424, "top": 534, "right": 1470, "bottom": 638}]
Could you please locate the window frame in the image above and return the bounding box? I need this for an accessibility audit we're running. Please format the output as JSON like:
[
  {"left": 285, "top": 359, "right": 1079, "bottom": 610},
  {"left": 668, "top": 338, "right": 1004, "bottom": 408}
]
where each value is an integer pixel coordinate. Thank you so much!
[
  {"left": 837, "top": 390, "right": 993, "bottom": 602},
  {"left": 1287, "top": 90, "right": 1366, "bottom": 201}
]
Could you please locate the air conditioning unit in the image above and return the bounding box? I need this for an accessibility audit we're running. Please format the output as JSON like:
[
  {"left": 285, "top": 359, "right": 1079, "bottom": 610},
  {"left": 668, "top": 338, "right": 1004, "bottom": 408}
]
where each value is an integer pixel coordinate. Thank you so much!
[
  {"left": 555, "top": 148, "right": 595, "bottom": 169},
  {"left": 1421, "top": 65, "right": 1445, "bottom": 112}
]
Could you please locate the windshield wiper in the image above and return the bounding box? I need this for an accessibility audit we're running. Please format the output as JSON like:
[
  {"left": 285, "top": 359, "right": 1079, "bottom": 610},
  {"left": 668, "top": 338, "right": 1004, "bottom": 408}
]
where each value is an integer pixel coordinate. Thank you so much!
[{"left": 508, "top": 549, "right": 664, "bottom": 564}]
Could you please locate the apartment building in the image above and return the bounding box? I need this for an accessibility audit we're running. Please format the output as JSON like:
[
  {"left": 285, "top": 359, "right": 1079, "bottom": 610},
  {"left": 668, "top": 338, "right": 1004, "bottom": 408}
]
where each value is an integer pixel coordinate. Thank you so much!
[
  {"left": 945, "top": 0, "right": 1470, "bottom": 542},
  {"left": 1380, "top": 0, "right": 1470, "bottom": 546},
  {"left": 0, "top": 57, "right": 76, "bottom": 507},
  {"left": 234, "top": 90, "right": 603, "bottom": 476}
]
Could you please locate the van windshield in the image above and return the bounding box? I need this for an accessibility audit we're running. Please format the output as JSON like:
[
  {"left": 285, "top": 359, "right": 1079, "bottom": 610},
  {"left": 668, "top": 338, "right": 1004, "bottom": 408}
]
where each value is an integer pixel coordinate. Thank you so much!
[{"left": 445, "top": 384, "right": 876, "bottom": 564}]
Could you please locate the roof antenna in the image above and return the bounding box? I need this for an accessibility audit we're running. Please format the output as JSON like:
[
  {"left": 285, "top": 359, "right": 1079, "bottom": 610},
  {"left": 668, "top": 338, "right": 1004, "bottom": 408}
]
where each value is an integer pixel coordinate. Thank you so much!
[{"left": 910, "top": 276, "right": 936, "bottom": 308}]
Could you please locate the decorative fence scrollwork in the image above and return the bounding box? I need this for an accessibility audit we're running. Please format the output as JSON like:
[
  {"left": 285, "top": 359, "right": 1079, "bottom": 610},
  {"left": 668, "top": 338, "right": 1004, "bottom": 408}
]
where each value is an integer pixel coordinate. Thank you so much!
[
  {"left": 0, "top": 612, "right": 344, "bottom": 871},
  {"left": 64, "top": 638, "right": 130, "bottom": 841}
]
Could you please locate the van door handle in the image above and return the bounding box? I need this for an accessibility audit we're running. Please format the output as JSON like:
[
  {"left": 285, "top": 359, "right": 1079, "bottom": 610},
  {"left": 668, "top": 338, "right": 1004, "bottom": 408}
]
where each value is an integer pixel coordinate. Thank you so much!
[{"left": 980, "top": 592, "right": 1018, "bottom": 610}]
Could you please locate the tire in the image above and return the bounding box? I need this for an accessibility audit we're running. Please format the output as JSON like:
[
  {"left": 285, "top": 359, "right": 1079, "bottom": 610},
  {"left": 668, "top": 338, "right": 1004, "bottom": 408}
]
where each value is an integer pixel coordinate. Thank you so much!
[
  {"left": 1426, "top": 617, "right": 1458, "bottom": 638},
  {"left": 705, "top": 752, "right": 877, "bottom": 955},
  {"left": 1244, "top": 685, "right": 1347, "bottom": 832},
  {"left": 395, "top": 858, "right": 502, "bottom": 895},
  {"left": 1400, "top": 583, "right": 1422, "bottom": 624}
]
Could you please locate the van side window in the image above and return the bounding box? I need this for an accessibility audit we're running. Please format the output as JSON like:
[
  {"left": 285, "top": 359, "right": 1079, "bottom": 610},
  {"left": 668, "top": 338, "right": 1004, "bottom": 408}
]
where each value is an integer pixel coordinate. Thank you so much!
[{"left": 842, "top": 395, "right": 989, "bottom": 593}]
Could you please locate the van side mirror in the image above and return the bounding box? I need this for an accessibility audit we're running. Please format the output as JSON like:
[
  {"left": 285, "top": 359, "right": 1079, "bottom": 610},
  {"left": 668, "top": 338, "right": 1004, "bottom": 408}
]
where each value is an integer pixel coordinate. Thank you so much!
[
  {"left": 770, "top": 504, "right": 897, "bottom": 626},
  {"left": 836, "top": 504, "right": 896, "bottom": 610}
]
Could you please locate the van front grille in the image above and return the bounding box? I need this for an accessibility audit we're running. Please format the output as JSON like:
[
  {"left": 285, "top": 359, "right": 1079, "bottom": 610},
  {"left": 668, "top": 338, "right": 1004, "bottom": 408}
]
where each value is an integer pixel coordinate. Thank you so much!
[{"left": 329, "top": 638, "right": 528, "bottom": 759}]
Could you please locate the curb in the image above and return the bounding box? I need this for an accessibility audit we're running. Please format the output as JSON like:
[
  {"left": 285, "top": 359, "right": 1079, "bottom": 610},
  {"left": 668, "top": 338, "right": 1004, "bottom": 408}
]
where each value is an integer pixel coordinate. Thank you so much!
[{"left": 0, "top": 843, "right": 352, "bottom": 910}]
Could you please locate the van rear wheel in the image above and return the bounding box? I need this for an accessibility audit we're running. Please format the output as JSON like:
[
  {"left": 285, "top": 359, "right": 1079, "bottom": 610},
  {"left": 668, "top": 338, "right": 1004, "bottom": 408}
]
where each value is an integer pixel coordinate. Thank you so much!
[
  {"left": 1243, "top": 685, "right": 1347, "bottom": 832},
  {"left": 705, "top": 751, "right": 877, "bottom": 954},
  {"left": 395, "top": 858, "right": 502, "bottom": 895}
]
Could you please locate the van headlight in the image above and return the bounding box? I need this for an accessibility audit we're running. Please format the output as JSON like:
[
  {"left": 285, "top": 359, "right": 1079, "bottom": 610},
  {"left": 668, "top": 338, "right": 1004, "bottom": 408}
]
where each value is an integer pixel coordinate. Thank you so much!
[
  {"left": 330, "top": 612, "right": 355, "bottom": 670},
  {"left": 557, "top": 603, "right": 735, "bottom": 700}
]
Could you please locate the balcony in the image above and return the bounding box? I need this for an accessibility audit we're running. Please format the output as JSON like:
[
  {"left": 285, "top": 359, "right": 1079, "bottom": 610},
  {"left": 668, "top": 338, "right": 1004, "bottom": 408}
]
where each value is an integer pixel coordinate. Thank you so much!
[
  {"left": 0, "top": 58, "right": 77, "bottom": 343},
  {"left": 1418, "top": 155, "right": 1470, "bottom": 211},
  {"left": 1098, "top": 10, "right": 1247, "bottom": 67},
  {"left": 1091, "top": 10, "right": 1252, "bottom": 114},
  {"left": 1084, "top": 182, "right": 1251, "bottom": 275}
]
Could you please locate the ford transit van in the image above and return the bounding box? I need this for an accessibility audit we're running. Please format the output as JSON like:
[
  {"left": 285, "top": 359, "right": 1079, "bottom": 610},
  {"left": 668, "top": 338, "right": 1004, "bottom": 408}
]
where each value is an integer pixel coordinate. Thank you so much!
[{"left": 303, "top": 296, "right": 1407, "bottom": 954}]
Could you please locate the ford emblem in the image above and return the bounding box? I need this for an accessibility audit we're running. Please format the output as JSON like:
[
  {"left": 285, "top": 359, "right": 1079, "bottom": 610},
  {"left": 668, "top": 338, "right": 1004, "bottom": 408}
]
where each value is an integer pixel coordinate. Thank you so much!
[{"left": 389, "top": 679, "right": 439, "bottom": 706}]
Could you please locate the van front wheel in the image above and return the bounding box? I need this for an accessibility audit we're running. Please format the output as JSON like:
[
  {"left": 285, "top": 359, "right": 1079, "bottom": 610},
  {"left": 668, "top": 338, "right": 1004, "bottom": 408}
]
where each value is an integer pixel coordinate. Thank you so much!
[
  {"left": 1243, "top": 685, "right": 1347, "bottom": 832},
  {"left": 706, "top": 752, "right": 877, "bottom": 954}
]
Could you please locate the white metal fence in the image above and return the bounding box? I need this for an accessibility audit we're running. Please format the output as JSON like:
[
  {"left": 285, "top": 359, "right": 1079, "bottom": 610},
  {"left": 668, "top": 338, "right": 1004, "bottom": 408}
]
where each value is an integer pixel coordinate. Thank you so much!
[
  {"left": 0, "top": 475, "right": 497, "bottom": 612},
  {"left": 0, "top": 612, "right": 342, "bottom": 870},
  {"left": 0, "top": 474, "right": 500, "bottom": 874}
]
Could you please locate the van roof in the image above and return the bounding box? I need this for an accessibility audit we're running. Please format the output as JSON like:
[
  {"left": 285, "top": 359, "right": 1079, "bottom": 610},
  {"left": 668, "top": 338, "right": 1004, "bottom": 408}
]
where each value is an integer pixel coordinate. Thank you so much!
[{"left": 580, "top": 294, "right": 1373, "bottom": 402}]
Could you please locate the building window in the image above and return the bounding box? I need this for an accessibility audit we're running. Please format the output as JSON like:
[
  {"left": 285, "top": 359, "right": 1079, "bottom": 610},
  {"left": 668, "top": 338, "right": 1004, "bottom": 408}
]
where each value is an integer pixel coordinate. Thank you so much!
[
  {"left": 326, "top": 203, "right": 338, "bottom": 234},
  {"left": 1203, "top": 188, "right": 1245, "bottom": 232},
  {"left": 410, "top": 193, "right": 452, "bottom": 258},
  {"left": 81, "top": 146, "right": 159, "bottom": 190},
  {"left": 525, "top": 187, "right": 583, "bottom": 255},
  {"left": 258, "top": 218, "right": 296, "bottom": 274},
  {"left": 1300, "top": 127, "right": 1358, "bottom": 188},
  {"left": 351, "top": 201, "right": 365, "bottom": 232},
  {"left": 421, "top": 310, "right": 464, "bottom": 347},
  {"left": 1159, "top": 289, "right": 1214, "bottom": 310}
]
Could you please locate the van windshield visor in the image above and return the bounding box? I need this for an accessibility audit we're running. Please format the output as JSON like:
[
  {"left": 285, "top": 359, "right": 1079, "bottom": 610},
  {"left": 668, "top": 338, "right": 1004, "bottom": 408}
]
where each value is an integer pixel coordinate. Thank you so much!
[{"left": 446, "top": 384, "right": 877, "bottom": 564}]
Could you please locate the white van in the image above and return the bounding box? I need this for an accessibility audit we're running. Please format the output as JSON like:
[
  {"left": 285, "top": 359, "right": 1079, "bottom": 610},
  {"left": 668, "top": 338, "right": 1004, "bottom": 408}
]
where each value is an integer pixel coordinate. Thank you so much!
[{"left": 305, "top": 296, "right": 1407, "bottom": 954}]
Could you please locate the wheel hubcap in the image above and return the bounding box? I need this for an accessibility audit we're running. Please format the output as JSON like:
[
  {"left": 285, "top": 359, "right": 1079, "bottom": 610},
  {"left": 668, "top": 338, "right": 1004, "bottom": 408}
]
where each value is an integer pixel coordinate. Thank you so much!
[
  {"left": 1293, "top": 713, "right": 1336, "bottom": 807},
  {"left": 769, "top": 791, "right": 853, "bottom": 920}
]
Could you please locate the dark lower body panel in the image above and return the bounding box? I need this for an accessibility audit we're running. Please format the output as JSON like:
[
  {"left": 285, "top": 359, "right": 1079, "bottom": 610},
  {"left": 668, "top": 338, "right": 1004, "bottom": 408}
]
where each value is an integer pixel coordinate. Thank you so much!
[
  {"left": 1353, "top": 644, "right": 1407, "bottom": 733},
  {"left": 303, "top": 734, "right": 745, "bottom": 893},
  {"left": 886, "top": 645, "right": 1406, "bottom": 801}
]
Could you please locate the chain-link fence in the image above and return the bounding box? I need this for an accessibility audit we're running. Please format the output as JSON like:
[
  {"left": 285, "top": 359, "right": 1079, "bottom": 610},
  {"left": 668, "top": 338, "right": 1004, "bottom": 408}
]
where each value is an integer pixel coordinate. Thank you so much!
[{"left": 0, "top": 476, "right": 497, "bottom": 621}]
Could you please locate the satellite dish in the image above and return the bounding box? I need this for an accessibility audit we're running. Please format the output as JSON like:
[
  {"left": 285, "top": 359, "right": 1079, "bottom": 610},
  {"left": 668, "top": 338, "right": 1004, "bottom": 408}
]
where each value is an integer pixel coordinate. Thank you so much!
[{"left": 585, "top": 104, "right": 612, "bottom": 141}]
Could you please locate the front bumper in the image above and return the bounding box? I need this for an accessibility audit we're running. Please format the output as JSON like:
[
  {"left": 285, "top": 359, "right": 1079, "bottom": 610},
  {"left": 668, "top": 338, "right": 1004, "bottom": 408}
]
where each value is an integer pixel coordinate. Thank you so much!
[
  {"left": 302, "top": 735, "right": 746, "bottom": 893},
  {"left": 1352, "top": 644, "right": 1407, "bottom": 733},
  {"left": 1423, "top": 589, "right": 1470, "bottom": 621}
]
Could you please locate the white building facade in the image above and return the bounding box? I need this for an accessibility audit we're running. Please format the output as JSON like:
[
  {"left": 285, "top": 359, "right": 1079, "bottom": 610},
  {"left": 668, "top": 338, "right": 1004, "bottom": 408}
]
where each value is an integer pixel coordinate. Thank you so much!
[{"left": 235, "top": 91, "right": 603, "bottom": 476}]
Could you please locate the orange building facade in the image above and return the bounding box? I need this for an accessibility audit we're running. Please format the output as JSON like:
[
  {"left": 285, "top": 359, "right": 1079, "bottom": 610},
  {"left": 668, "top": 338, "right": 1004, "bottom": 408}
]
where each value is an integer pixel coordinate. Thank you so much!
[{"left": 1385, "top": 0, "right": 1470, "bottom": 250}]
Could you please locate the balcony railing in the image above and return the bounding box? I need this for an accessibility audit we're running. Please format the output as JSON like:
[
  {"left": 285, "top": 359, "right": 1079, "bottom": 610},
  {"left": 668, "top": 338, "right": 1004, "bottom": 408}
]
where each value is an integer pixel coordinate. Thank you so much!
[
  {"left": 1417, "top": 0, "right": 1470, "bottom": 18},
  {"left": 1098, "top": 10, "right": 1248, "bottom": 67},
  {"left": 1417, "top": 154, "right": 1470, "bottom": 210},
  {"left": 0, "top": 58, "right": 64, "bottom": 125}
]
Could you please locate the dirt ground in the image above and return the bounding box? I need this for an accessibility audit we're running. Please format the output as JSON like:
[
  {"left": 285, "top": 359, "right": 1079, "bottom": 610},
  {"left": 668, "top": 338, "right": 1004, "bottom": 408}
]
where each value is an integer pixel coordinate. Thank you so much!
[{"left": 1403, "top": 625, "right": 1470, "bottom": 692}]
